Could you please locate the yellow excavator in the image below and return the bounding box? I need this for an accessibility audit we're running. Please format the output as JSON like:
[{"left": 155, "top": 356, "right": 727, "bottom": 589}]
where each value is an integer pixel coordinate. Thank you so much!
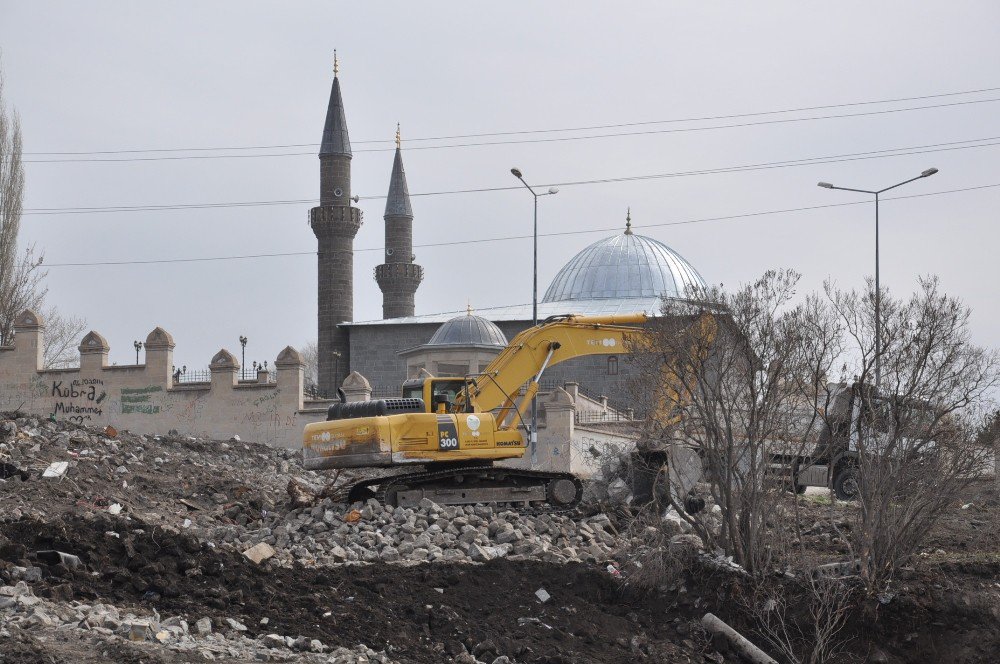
[{"left": 302, "top": 313, "right": 651, "bottom": 509}]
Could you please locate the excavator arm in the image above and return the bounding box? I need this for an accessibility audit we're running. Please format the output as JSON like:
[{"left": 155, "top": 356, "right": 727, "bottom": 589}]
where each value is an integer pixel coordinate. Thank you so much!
[{"left": 461, "top": 313, "right": 650, "bottom": 428}]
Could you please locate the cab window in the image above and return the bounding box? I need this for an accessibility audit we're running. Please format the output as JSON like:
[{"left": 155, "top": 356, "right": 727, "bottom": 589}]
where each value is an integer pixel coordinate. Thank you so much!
[{"left": 432, "top": 380, "right": 466, "bottom": 404}]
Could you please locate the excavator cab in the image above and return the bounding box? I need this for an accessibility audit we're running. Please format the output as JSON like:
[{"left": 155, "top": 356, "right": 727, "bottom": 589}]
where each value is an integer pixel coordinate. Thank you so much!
[{"left": 401, "top": 377, "right": 473, "bottom": 414}]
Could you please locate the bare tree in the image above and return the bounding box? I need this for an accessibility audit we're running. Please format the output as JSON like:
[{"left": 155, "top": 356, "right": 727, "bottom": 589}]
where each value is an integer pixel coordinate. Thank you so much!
[
  {"left": 827, "top": 276, "right": 999, "bottom": 592},
  {"left": 0, "top": 56, "right": 45, "bottom": 345},
  {"left": 300, "top": 340, "right": 319, "bottom": 393},
  {"left": 739, "top": 576, "right": 854, "bottom": 664},
  {"left": 41, "top": 305, "right": 87, "bottom": 369},
  {"left": 631, "top": 270, "right": 841, "bottom": 575}
]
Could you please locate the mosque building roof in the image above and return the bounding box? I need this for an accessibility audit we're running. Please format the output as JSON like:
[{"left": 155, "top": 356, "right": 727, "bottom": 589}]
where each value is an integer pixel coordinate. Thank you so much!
[{"left": 349, "top": 213, "right": 707, "bottom": 327}]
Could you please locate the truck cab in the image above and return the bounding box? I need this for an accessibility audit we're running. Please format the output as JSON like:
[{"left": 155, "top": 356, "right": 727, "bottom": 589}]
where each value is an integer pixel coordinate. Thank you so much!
[{"left": 779, "top": 382, "right": 936, "bottom": 500}]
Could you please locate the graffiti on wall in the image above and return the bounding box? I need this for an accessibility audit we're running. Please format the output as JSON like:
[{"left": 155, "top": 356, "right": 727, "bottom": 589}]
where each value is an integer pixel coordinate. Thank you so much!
[
  {"left": 51, "top": 378, "right": 107, "bottom": 424},
  {"left": 120, "top": 385, "right": 164, "bottom": 415}
]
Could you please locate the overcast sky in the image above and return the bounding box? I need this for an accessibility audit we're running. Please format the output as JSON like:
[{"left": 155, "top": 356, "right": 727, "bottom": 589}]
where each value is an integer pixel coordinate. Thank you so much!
[{"left": 2, "top": 1, "right": 999, "bottom": 371}]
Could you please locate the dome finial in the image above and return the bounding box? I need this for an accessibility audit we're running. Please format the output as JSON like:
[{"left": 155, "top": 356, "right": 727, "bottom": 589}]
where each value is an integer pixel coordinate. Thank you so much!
[
  {"left": 395, "top": 123, "right": 401, "bottom": 149},
  {"left": 466, "top": 300, "right": 473, "bottom": 316},
  {"left": 624, "top": 207, "right": 633, "bottom": 235},
  {"left": 333, "top": 50, "right": 339, "bottom": 77}
]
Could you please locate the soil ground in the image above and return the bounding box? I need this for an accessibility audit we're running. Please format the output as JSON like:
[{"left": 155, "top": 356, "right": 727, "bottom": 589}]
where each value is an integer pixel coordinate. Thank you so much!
[
  {"left": 2, "top": 416, "right": 998, "bottom": 663},
  {"left": 0, "top": 514, "right": 713, "bottom": 664}
]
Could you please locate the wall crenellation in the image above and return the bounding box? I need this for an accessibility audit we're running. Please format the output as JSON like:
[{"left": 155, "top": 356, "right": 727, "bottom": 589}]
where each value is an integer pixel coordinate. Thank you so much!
[{"left": 0, "top": 309, "right": 323, "bottom": 448}]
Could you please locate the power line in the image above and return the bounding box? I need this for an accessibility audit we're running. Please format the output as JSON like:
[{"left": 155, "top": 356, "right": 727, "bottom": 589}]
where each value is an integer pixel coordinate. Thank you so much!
[
  {"left": 22, "top": 135, "right": 1000, "bottom": 215},
  {"left": 24, "top": 84, "right": 1000, "bottom": 156},
  {"left": 22, "top": 96, "right": 1000, "bottom": 163},
  {"left": 42, "top": 182, "right": 1000, "bottom": 268}
]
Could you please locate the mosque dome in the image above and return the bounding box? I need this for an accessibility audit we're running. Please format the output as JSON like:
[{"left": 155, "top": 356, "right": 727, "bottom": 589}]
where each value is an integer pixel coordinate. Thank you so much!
[
  {"left": 542, "top": 216, "right": 706, "bottom": 303},
  {"left": 427, "top": 311, "right": 508, "bottom": 347}
]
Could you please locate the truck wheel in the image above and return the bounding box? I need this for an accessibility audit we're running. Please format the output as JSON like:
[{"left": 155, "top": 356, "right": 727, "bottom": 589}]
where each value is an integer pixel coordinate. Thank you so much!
[
  {"left": 789, "top": 460, "right": 807, "bottom": 494},
  {"left": 833, "top": 466, "right": 859, "bottom": 501}
]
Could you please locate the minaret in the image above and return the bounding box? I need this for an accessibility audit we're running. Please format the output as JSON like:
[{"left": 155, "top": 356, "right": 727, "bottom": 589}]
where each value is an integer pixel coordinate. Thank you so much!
[
  {"left": 375, "top": 124, "right": 423, "bottom": 318},
  {"left": 311, "top": 52, "right": 362, "bottom": 394}
]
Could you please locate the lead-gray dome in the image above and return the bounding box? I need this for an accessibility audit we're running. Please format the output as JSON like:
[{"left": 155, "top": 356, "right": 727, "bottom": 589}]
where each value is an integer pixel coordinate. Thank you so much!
[
  {"left": 428, "top": 313, "right": 507, "bottom": 347},
  {"left": 542, "top": 230, "right": 706, "bottom": 302}
]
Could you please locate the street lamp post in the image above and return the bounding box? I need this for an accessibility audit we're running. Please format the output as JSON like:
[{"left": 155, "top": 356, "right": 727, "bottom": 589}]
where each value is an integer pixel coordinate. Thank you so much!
[
  {"left": 331, "top": 351, "right": 341, "bottom": 397},
  {"left": 510, "top": 167, "right": 559, "bottom": 466},
  {"left": 239, "top": 335, "right": 248, "bottom": 381},
  {"left": 133, "top": 341, "right": 142, "bottom": 365},
  {"left": 817, "top": 167, "right": 938, "bottom": 389}
]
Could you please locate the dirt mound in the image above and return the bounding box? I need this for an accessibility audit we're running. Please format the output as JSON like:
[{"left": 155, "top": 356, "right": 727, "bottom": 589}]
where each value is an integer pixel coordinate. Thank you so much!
[{"left": 0, "top": 514, "right": 708, "bottom": 663}]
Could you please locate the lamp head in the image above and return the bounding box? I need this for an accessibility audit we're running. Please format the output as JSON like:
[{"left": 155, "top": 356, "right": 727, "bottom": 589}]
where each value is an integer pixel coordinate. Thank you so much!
[
  {"left": 921, "top": 168, "right": 939, "bottom": 178},
  {"left": 547, "top": 187, "right": 559, "bottom": 194},
  {"left": 510, "top": 167, "right": 523, "bottom": 179},
  {"left": 817, "top": 182, "right": 834, "bottom": 189}
]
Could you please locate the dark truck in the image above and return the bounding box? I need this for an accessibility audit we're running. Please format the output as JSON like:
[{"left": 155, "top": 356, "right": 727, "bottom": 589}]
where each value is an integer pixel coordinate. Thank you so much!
[{"left": 769, "top": 382, "right": 936, "bottom": 500}]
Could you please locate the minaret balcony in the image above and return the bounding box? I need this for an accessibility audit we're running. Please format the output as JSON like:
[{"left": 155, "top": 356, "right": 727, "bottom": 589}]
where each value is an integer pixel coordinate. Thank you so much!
[
  {"left": 309, "top": 205, "right": 362, "bottom": 240},
  {"left": 375, "top": 262, "right": 424, "bottom": 291}
]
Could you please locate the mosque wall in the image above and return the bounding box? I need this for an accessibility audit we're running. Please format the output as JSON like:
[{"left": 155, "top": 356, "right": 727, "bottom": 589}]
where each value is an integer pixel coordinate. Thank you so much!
[
  {"left": 346, "top": 323, "right": 437, "bottom": 394},
  {"left": 347, "top": 320, "right": 640, "bottom": 408}
]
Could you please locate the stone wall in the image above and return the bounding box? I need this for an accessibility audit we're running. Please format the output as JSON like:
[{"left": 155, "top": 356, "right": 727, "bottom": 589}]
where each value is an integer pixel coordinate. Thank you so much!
[
  {"left": 0, "top": 310, "right": 642, "bottom": 467},
  {"left": 0, "top": 310, "right": 325, "bottom": 449},
  {"left": 347, "top": 322, "right": 438, "bottom": 393}
]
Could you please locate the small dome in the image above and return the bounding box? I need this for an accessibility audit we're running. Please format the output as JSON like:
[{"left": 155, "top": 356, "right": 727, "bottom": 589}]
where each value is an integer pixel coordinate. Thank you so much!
[
  {"left": 543, "top": 229, "right": 705, "bottom": 303},
  {"left": 428, "top": 313, "right": 507, "bottom": 347}
]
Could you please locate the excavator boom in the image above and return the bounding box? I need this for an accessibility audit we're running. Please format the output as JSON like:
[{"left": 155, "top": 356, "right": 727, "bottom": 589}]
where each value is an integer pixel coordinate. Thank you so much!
[{"left": 466, "top": 313, "right": 648, "bottom": 427}]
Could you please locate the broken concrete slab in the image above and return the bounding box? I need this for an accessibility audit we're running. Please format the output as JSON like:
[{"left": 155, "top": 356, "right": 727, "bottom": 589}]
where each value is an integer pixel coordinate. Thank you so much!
[
  {"left": 42, "top": 461, "right": 69, "bottom": 478},
  {"left": 242, "top": 542, "right": 276, "bottom": 565}
]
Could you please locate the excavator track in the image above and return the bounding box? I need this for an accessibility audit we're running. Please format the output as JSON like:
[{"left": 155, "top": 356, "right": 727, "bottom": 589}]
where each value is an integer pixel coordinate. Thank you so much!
[{"left": 341, "top": 465, "right": 583, "bottom": 513}]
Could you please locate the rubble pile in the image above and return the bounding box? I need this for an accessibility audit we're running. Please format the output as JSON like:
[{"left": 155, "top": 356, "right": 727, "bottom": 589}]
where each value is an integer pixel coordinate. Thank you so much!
[
  {"left": 0, "top": 414, "right": 307, "bottom": 526},
  {"left": 230, "top": 498, "right": 619, "bottom": 567},
  {"left": 2, "top": 414, "right": 713, "bottom": 663},
  {"left": 1, "top": 578, "right": 395, "bottom": 663}
]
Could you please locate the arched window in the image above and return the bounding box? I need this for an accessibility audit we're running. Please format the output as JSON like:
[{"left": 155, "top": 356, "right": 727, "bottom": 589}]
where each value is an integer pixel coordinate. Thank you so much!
[{"left": 607, "top": 356, "right": 619, "bottom": 375}]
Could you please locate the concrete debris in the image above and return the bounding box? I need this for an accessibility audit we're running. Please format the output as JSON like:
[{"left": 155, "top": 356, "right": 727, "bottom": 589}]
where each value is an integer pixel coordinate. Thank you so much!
[
  {"left": 606, "top": 478, "right": 633, "bottom": 504},
  {"left": 812, "top": 560, "right": 862, "bottom": 580},
  {"left": 242, "top": 541, "right": 276, "bottom": 565},
  {"left": 287, "top": 477, "right": 317, "bottom": 508},
  {"left": 224, "top": 617, "right": 248, "bottom": 631},
  {"left": 535, "top": 587, "right": 551, "bottom": 603},
  {"left": 126, "top": 621, "right": 152, "bottom": 642},
  {"left": 36, "top": 550, "right": 81, "bottom": 570},
  {"left": 42, "top": 461, "right": 68, "bottom": 478},
  {"left": 194, "top": 616, "right": 213, "bottom": 635}
]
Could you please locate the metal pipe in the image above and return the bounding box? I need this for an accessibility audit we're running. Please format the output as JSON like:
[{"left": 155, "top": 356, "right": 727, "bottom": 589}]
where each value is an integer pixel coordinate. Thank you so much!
[
  {"left": 533, "top": 342, "right": 561, "bottom": 383},
  {"left": 701, "top": 613, "right": 777, "bottom": 664}
]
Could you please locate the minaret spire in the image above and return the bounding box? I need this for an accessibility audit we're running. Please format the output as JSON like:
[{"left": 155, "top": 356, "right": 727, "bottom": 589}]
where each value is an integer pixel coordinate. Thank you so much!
[
  {"left": 376, "top": 123, "right": 423, "bottom": 319},
  {"left": 311, "top": 54, "right": 361, "bottom": 394},
  {"left": 383, "top": 126, "right": 413, "bottom": 218},
  {"left": 320, "top": 54, "right": 351, "bottom": 159}
]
